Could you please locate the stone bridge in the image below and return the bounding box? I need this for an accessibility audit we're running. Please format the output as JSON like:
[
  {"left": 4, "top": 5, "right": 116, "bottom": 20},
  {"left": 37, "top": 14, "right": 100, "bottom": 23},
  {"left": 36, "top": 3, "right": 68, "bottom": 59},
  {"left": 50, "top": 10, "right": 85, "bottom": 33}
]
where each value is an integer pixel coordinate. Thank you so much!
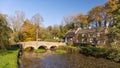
[{"left": 20, "top": 41, "right": 66, "bottom": 50}]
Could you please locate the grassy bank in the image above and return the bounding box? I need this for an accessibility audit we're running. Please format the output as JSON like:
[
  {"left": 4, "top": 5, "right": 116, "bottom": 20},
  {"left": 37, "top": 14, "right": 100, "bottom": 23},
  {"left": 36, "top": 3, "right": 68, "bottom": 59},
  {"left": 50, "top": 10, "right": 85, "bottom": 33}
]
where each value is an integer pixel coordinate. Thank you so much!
[
  {"left": 0, "top": 46, "right": 19, "bottom": 68},
  {"left": 79, "top": 46, "right": 120, "bottom": 62},
  {"left": 55, "top": 49, "right": 67, "bottom": 54},
  {"left": 34, "top": 49, "right": 46, "bottom": 53},
  {"left": 0, "top": 47, "right": 19, "bottom": 68},
  {"left": 57, "top": 46, "right": 80, "bottom": 54},
  {"left": 58, "top": 45, "right": 120, "bottom": 63}
]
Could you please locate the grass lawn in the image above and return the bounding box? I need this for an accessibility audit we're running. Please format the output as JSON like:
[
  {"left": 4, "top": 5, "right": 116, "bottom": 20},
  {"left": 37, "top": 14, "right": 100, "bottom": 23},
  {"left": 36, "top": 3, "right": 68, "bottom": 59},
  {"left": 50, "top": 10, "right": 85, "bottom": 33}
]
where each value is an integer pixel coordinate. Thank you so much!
[{"left": 0, "top": 49, "right": 19, "bottom": 68}]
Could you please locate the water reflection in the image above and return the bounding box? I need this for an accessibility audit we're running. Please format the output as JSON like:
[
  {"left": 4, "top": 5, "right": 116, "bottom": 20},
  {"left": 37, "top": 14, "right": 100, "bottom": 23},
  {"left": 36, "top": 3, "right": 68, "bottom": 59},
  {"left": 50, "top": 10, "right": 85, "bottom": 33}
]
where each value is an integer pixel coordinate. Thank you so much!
[{"left": 20, "top": 50, "right": 120, "bottom": 68}]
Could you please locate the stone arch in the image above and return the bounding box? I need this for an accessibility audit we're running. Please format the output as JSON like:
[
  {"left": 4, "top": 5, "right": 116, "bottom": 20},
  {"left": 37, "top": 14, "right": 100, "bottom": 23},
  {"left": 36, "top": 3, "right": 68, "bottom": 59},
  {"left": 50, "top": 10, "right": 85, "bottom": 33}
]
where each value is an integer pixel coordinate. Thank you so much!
[
  {"left": 24, "top": 46, "right": 35, "bottom": 51},
  {"left": 50, "top": 46, "right": 57, "bottom": 50},
  {"left": 38, "top": 45, "right": 47, "bottom": 49}
]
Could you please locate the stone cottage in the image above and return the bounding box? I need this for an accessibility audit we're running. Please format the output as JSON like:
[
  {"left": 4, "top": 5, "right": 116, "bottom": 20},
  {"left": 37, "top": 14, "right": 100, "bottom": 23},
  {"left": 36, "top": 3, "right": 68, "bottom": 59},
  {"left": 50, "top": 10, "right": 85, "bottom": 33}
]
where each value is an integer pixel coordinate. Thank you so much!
[{"left": 65, "top": 27, "right": 109, "bottom": 46}]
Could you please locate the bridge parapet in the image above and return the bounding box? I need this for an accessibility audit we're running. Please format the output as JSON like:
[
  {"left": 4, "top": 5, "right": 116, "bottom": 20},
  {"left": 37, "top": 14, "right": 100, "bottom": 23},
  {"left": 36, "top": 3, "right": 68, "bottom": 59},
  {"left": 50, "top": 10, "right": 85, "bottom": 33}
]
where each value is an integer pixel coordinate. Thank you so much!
[{"left": 20, "top": 41, "right": 66, "bottom": 49}]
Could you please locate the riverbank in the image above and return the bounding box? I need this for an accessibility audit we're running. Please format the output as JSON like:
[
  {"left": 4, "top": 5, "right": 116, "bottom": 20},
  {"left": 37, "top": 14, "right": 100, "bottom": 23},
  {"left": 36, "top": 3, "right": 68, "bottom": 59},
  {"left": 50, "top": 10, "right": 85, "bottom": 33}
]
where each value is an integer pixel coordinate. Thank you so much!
[
  {"left": 58, "top": 45, "right": 120, "bottom": 63},
  {"left": 79, "top": 46, "right": 120, "bottom": 63},
  {"left": 0, "top": 46, "right": 19, "bottom": 68}
]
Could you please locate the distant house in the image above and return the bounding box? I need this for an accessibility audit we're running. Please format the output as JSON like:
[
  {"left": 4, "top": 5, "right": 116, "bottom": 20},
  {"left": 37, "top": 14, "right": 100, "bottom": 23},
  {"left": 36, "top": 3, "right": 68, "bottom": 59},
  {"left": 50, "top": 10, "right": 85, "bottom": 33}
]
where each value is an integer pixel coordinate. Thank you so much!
[
  {"left": 65, "top": 27, "right": 109, "bottom": 46},
  {"left": 65, "top": 29, "right": 75, "bottom": 45}
]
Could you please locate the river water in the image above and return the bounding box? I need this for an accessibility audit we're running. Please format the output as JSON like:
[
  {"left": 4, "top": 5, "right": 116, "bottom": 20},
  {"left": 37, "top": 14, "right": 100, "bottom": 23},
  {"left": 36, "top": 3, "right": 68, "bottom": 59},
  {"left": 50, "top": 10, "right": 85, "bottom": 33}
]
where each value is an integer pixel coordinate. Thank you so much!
[{"left": 20, "top": 50, "right": 120, "bottom": 68}]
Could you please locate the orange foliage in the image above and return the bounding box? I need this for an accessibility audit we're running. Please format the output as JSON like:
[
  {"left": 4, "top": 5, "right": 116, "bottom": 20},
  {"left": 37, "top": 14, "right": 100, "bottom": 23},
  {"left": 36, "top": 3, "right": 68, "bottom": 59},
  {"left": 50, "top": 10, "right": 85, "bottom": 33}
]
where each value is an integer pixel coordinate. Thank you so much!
[
  {"left": 105, "top": 0, "right": 119, "bottom": 12},
  {"left": 73, "top": 14, "right": 88, "bottom": 25},
  {"left": 22, "top": 19, "right": 36, "bottom": 41}
]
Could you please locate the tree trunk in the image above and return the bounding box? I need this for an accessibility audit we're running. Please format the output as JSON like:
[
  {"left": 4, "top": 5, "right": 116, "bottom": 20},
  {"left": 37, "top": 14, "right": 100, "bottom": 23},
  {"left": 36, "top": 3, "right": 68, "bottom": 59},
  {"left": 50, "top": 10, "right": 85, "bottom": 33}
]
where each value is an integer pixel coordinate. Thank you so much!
[{"left": 98, "top": 21, "right": 101, "bottom": 27}]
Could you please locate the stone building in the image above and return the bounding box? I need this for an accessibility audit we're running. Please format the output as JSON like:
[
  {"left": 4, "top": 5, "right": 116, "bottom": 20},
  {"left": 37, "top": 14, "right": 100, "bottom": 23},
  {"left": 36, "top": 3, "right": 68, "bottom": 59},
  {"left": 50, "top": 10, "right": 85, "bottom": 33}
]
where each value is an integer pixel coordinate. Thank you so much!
[{"left": 65, "top": 27, "right": 109, "bottom": 46}]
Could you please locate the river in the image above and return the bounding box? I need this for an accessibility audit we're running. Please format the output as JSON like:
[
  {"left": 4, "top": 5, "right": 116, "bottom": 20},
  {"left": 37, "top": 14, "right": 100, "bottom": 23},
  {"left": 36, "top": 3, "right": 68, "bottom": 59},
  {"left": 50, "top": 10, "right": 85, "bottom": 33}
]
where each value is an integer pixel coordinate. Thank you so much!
[{"left": 20, "top": 50, "right": 120, "bottom": 68}]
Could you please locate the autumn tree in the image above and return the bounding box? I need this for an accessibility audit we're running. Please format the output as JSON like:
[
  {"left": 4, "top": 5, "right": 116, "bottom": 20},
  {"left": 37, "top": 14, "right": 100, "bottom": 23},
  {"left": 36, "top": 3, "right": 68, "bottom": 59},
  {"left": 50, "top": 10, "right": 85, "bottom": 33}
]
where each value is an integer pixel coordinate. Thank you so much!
[
  {"left": 73, "top": 14, "right": 88, "bottom": 28},
  {"left": 22, "top": 19, "right": 35, "bottom": 41},
  {"left": 88, "top": 5, "right": 105, "bottom": 27}
]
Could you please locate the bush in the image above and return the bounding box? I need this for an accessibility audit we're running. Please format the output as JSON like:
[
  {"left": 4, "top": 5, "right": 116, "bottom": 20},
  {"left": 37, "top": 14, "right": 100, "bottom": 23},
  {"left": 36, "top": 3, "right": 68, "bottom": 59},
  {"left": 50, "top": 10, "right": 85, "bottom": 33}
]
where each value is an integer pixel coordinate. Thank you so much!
[
  {"left": 91, "top": 47, "right": 106, "bottom": 52},
  {"left": 79, "top": 46, "right": 109, "bottom": 57},
  {"left": 79, "top": 46, "right": 120, "bottom": 62},
  {"left": 80, "top": 46, "right": 92, "bottom": 56},
  {"left": 107, "top": 49, "right": 120, "bottom": 62}
]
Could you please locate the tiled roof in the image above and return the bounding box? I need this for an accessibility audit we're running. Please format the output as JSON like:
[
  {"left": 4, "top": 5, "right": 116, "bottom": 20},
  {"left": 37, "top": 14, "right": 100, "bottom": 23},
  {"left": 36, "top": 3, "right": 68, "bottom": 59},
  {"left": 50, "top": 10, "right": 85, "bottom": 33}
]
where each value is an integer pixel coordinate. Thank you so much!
[
  {"left": 65, "top": 27, "right": 106, "bottom": 38},
  {"left": 65, "top": 32, "right": 75, "bottom": 38}
]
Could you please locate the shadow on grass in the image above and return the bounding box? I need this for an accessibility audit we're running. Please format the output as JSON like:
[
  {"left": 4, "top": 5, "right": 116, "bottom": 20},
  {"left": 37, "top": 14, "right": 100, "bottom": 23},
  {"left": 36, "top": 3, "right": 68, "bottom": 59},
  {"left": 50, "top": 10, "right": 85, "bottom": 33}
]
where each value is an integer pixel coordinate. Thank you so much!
[
  {"left": 0, "top": 44, "right": 20, "bottom": 56},
  {"left": 8, "top": 44, "right": 20, "bottom": 50}
]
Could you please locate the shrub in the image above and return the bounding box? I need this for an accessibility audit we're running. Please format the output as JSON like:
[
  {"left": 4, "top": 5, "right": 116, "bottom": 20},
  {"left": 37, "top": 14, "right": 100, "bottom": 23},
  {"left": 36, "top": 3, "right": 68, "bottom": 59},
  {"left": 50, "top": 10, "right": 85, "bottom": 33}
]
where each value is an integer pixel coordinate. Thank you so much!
[
  {"left": 80, "top": 46, "right": 92, "bottom": 55},
  {"left": 91, "top": 47, "right": 106, "bottom": 52},
  {"left": 107, "top": 49, "right": 120, "bottom": 62}
]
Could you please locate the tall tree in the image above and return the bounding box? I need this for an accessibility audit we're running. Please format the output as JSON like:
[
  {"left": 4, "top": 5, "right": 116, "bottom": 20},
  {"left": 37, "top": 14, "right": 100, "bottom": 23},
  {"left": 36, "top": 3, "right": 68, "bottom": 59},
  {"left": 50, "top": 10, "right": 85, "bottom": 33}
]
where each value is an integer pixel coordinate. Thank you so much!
[
  {"left": 0, "top": 14, "right": 12, "bottom": 49},
  {"left": 10, "top": 11, "right": 25, "bottom": 32},
  {"left": 51, "top": 24, "right": 60, "bottom": 38},
  {"left": 88, "top": 5, "right": 104, "bottom": 27},
  {"left": 73, "top": 14, "right": 88, "bottom": 28},
  {"left": 10, "top": 11, "right": 25, "bottom": 42},
  {"left": 63, "top": 16, "right": 75, "bottom": 30},
  {"left": 22, "top": 19, "right": 35, "bottom": 41},
  {"left": 106, "top": 0, "right": 120, "bottom": 49},
  {"left": 31, "top": 13, "right": 43, "bottom": 41}
]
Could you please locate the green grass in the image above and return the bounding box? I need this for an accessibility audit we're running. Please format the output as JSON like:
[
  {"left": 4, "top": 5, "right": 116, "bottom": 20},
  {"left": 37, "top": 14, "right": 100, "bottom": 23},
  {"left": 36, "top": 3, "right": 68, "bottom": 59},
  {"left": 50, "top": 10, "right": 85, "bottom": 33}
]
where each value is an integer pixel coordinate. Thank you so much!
[
  {"left": 67, "top": 46, "right": 80, "bottom": 49},
  {"left": 55, "top": 49, "right": 67, "bottom": 54},
  {"left": 91, "top": 47, "right": 106, "bottom": 52},
  {"left": 34, "top": 49, "right": 46, "bottom": 53},
  {"left": 0, "top": 49, "right": 19, "bottom": 68},
  {"left": 44, "top": 39, "right": 59, "bottom": 42}
]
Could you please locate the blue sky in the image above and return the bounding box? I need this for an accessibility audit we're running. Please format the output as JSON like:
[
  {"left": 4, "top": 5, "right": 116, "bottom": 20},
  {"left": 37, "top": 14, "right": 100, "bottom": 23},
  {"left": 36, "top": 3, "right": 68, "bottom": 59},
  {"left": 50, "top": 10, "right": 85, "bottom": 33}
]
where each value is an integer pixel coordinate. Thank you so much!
[{"left": 0, "top": 0, "right": 108, "bottom": 27}]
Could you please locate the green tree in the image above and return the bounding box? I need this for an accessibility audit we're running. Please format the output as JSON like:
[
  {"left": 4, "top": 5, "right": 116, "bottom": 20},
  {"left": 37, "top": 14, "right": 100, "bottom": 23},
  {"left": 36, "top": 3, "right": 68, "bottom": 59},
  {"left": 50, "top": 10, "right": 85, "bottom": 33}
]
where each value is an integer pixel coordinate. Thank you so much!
[
  {"left": 106, "top": 0, "right": 120, "bottom": 49},
  {"left": 0, "top": 14, "right": 12, "bottom": 49}
]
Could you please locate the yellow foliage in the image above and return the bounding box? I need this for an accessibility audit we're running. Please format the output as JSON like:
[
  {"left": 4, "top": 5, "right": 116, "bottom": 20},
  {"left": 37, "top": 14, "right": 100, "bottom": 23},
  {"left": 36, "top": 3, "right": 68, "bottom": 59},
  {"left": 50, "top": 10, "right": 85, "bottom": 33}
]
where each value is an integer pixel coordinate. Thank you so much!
[
  {"left": 22, "top": 19, "right": 36, "bottom": 41},
  {"left": 25, "top": 38, "right": 35, "bottom": 41},
  {"left": 73, "top": 14, "right": 88, "bottom": 25},
  {"left": 106, "top": 0, "right": 119, "bottom": 11}
]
